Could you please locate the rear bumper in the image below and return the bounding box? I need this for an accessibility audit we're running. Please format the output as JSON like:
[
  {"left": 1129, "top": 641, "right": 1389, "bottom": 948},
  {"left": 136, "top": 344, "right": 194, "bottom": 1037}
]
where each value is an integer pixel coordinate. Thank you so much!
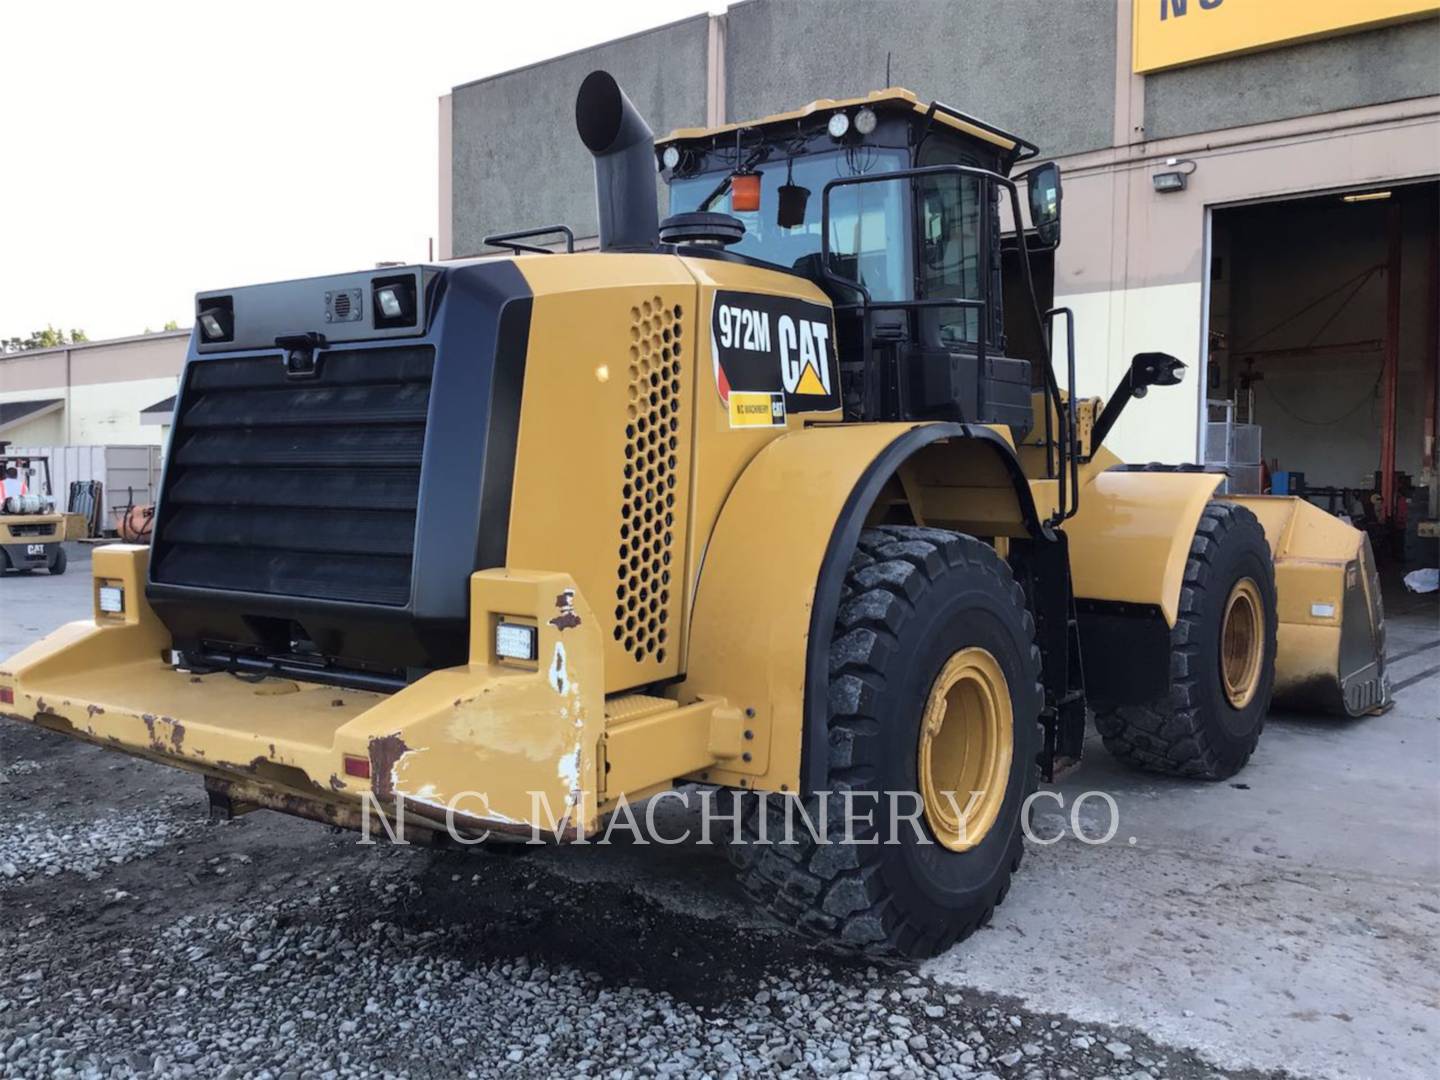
[
  {"left": 2, "top": 541, "right": 60, "bottom": 570},
  {"left": 0, "top": 545, "right": 607, "bottom": 839}
]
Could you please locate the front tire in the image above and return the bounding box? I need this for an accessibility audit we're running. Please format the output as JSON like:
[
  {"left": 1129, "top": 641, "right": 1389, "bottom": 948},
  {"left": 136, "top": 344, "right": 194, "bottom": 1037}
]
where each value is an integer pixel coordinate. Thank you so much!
[
  {"left": 1093, "top": 502, "right": 1276, "bottom": 780},
  {"left": 727, "top": 526, "right": 1042, "bottom": 960},
  {"left": 48, "top": 546, "right": 67, "bottom": 575}
]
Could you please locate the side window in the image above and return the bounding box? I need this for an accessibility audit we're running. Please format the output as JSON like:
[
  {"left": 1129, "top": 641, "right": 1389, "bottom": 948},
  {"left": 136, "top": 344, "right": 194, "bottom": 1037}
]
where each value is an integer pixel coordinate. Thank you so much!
[
  {"left": 827, "top": 176, "right": 912, "bottom": 303},
  {"left": 917, "top": 140, "right": 987, "bottom": 346}
]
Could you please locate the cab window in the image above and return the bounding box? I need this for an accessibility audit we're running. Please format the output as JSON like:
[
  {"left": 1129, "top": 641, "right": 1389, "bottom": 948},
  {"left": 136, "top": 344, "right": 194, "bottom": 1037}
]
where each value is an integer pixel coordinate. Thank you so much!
[
  {"left": 916, "top": 139, "right": 985, "bottom": 346},
  {"left": 668, "top": 148, "right": 912, "bottom": 302}
]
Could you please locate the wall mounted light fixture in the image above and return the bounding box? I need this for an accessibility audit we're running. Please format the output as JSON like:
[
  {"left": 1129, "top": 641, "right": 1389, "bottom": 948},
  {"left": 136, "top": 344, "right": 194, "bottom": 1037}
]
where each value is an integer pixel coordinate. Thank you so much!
[{"left": 1152, "top": 156, "right": 1198, "bottom": 193}]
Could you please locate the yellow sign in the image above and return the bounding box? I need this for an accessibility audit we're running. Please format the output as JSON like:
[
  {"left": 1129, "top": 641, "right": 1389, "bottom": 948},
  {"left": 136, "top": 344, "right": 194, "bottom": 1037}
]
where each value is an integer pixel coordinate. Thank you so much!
[
  {"left": 1133, "top": 0, "right": 1439, "bottom": 73},
  {"left": 728, "top": 391, "right": 785, "bottom": 429}
]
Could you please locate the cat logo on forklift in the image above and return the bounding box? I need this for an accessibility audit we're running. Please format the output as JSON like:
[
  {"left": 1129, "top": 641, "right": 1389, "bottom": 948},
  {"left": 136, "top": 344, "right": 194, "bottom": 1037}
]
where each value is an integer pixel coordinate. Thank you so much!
[{"left": 711, "top": 291, "right": 840, "bottom": 427}]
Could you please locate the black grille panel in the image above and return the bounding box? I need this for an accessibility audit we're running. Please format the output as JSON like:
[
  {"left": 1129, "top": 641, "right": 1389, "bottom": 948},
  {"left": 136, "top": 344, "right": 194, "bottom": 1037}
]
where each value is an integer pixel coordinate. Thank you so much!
[{"left": 151, "top": 346, "right": 434, "bottom": 605}]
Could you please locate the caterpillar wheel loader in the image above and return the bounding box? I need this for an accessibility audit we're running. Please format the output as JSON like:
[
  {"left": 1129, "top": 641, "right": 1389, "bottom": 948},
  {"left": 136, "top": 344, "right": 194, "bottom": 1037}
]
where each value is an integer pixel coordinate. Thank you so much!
[{"left": 0, "top": 72, "right": 1390, "bottom": 959}]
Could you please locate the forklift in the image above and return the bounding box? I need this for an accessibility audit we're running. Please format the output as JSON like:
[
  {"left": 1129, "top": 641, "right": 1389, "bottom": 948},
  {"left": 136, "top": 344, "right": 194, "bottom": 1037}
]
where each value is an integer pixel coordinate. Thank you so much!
[{"left": 0, "top": 455, "right": 74, "bottom": 575}]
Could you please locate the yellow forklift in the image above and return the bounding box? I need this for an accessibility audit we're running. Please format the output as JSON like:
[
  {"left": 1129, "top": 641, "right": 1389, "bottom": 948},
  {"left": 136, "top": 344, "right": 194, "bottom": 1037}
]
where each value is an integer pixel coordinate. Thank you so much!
[
  {"left": 0, "top": 454, "right": 78, "bottom": 575},
  {"left": 0, "top": 73, "right": 1387, "bottom": 958}
]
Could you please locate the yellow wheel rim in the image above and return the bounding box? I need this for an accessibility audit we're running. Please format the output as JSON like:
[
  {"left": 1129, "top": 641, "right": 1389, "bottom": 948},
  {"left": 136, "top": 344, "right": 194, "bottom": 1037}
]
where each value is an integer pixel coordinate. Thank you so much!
[
  {"left": 917, "top": 647, "right": 1013, "bottom": 853},
  {"left": 1220, "top": 577, "right": 1264, "bottom": 710}
]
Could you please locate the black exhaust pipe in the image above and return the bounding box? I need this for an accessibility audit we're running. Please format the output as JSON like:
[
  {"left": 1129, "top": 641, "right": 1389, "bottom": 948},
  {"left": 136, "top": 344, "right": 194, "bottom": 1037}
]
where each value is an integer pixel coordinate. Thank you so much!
[{"left": 575, "top": 70, "right": 659, "bottom": 252}]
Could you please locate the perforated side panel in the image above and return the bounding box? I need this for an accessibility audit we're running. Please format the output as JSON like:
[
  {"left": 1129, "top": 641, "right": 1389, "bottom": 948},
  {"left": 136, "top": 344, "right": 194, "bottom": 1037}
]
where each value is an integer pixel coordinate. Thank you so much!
[{"left": 615, "top": 297, "right": 685, "bottom": 665}]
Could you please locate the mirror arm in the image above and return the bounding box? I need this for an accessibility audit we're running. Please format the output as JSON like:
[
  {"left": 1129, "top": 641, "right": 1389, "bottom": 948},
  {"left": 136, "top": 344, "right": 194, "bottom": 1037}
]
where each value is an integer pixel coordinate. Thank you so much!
[{"left": 1092, "top": 352, "right": 1187, "bottom": 449}]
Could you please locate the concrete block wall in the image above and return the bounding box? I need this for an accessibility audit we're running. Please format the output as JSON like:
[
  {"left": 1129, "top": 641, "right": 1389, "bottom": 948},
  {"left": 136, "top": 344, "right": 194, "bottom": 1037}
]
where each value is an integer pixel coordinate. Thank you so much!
[
  {"left": 1144, "top": 19, "right": 1440, "bottom": 140},
  {"left": 449, "top": 15, "right": 710, "bottom": 257},
  {"left": 722, "top": 0, "right": 1117, "bottom": 159}
]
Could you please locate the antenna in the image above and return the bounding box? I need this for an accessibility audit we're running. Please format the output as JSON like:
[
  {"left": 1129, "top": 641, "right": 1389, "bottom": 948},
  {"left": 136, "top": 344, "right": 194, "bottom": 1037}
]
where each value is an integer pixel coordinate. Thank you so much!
[{"left": 885, "top": 51, "right": 892, "bottom": 87}]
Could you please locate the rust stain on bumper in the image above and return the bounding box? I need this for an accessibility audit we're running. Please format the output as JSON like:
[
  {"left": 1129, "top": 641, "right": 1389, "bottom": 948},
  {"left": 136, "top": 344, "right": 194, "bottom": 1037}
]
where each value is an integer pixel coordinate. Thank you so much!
[
  {"left": 549, "top": 588, "right": 582, "bottom": 631},
  {"left": 368, "top": 733, "right": 410, "bottom": 803}
]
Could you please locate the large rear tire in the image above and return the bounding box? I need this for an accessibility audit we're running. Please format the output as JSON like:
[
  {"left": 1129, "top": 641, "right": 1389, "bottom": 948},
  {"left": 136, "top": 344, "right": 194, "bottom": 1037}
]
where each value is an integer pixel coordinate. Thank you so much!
[
  {"left": 48, "top": 545, "right": 67, "bottom": 576},
  {"left": 727, "top": 525, "right": 1042, "bottom": 960},
  {"left": 1092, "top": 502, "right": 1276, "bottom": 780}
]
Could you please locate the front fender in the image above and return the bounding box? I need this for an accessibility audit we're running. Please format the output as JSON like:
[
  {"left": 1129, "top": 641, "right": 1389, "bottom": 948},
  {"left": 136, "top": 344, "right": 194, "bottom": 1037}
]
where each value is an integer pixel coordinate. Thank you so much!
[{"left": 1063, "top": 469, "right": 1224, "bottom": 626}]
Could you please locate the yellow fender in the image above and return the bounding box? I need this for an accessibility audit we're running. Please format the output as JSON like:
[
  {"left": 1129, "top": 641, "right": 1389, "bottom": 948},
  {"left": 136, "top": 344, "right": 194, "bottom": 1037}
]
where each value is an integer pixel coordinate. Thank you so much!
[
  {"left": 1062, "top": 468, "right": 1223, "bottom": 626},
  {"left": 678, "top": 421, "right": 1040, "bottom": 794}
]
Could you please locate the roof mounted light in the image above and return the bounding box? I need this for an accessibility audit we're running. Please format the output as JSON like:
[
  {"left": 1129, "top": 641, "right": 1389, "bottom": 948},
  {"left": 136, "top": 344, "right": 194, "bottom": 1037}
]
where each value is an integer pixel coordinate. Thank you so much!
[
  {"left": 827, "top": 111, "right": 850, "bottom": 139},
  {"left": 661, "top": 145, "right": 681, "bottom": 169},
  {"left": 853, "top": 107, "right": 878, "bottom": 135}
]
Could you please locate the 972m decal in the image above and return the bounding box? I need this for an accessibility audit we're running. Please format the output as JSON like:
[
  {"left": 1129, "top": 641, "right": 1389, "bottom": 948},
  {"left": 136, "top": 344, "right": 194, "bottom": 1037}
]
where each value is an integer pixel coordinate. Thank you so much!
[{"left": 711, "top": 291, "right": 840, "bottom": 427}]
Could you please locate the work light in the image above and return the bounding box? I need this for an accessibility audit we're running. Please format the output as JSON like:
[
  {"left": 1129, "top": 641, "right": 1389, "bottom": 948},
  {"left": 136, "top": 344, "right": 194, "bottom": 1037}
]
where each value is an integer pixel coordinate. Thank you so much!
[
  {"left": 496, "top": 622, "right": 538, "bottom": 662},
  {"left": 376, "top": 287, "right": 405, "bottom": 320},
  {"left": 827, "top": 111, "right": 850, "bottom": 139},
  {"left": 196, "top": 301, "right": 233, "bottom": 343},
  {"left": 371, "top": 276, "right": 416, "bottom": 328},
  {"left": 853, "top": 107, "right": 878, "bottom": 135},
  {"left": 661, "top": 145, "right": 680, "bottom": 169}
]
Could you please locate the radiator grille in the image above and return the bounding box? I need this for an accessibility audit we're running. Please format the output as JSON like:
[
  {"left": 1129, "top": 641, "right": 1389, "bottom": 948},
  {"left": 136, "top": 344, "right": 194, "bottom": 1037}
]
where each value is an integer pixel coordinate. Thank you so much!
[
  {"left": 9, "top": 523, "right": 57, "bottom": 537},
  {"left": 614, "top": 298, "right": 683, "bottom": 664},
  {"left": 151, "top": 346, "right": 433, "bottom": 605}
]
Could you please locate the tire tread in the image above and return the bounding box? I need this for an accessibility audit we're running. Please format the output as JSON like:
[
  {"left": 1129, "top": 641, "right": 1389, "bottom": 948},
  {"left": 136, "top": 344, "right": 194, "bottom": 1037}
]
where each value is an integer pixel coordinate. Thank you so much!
[
  {"left": 728, "top": 525, "right": 1041, "bottom": 958},
  {"left": 1092, "top": 502, "right": 1275, "bottom": 780}
]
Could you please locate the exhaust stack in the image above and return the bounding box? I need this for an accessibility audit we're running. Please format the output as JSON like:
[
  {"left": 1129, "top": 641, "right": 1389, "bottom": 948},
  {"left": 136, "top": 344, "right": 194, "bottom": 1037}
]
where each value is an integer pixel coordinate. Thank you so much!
[{"left": 575, "top": 70, "right": 659, "bottom": 252}]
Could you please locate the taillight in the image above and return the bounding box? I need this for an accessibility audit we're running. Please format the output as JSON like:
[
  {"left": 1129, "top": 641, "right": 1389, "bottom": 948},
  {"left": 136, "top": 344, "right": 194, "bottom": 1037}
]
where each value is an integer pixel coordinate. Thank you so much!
[{"left": 343, "top": 755, "right": 371, "bottom": 780}]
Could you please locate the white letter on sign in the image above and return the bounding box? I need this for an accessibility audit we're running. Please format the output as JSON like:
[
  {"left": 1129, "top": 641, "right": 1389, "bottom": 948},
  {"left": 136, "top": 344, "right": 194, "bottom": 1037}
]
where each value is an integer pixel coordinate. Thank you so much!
[
  {"left": 778, "top": 314, "right": 802, "bottom": 393},
  {"left": 810, "top": 322, "right": 832, "bottom": 394}
]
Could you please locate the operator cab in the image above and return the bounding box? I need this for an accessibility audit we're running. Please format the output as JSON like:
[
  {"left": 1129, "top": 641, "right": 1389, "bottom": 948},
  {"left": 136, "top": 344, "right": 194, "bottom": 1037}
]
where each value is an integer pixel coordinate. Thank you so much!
[{"left": 657, "top": 89, "right": 1062, "bottom": 435}]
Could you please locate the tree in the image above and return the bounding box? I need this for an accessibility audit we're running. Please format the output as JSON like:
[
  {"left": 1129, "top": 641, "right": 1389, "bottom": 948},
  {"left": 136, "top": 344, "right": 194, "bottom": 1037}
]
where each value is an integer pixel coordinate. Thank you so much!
[{"left": 1, "top": 325, "right": 88, "bottom": 352}]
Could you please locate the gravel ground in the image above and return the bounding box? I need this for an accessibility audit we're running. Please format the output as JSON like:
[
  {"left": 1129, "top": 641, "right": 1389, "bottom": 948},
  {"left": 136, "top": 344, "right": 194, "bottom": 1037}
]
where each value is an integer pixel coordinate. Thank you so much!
[
  {"left": 1, "top": 551, "right": 1435, "bottom": 1079},
  {"left": 0, "top": 719, "right": 1285, "bottom": 1080}
]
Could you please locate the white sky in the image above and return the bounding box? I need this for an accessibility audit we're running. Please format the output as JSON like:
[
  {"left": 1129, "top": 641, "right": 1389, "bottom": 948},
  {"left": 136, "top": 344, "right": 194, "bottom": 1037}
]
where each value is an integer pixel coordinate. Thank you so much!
[{"left": 0, "top": 1, "right": 713, "bottom": 341}]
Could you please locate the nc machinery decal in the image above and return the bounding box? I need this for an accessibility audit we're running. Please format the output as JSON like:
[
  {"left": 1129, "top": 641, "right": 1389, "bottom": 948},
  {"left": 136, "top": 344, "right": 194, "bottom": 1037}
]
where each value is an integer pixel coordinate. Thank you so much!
[{"left": 711, "top": 291, "right": 840, "bottom": 428}]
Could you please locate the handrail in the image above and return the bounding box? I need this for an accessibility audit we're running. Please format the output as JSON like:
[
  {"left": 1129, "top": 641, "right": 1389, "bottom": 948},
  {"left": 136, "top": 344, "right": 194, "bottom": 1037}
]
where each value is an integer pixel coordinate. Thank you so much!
[
  {"left": 481, "top": 224, "right": 576, "bottom": 255},
  {"left": 1044, "top": 307, "right": 1080, "bottom": 523}
]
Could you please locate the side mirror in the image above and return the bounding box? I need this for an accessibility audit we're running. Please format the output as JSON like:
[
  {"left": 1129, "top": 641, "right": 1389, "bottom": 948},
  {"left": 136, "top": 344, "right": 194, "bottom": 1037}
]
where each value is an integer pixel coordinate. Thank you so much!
[
  {"left": 1026, "top": 162, "right": 1063, "bottom": 250},
  {"left": 1129, "top": 351, "right": 1186, "bottom": 396}
]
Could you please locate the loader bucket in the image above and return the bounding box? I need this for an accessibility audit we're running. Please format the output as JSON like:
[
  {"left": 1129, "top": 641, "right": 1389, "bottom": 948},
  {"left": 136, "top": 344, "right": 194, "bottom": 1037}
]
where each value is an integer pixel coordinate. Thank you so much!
[{"left": 1225, "top": 496, "right": 1390, "bottom": 717}]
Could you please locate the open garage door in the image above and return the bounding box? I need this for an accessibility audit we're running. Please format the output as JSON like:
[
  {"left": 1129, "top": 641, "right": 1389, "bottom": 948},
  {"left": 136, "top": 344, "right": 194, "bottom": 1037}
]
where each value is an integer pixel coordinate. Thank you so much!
[{"left": 1206, "top": 181, "right": 1439, "bottom": 573}]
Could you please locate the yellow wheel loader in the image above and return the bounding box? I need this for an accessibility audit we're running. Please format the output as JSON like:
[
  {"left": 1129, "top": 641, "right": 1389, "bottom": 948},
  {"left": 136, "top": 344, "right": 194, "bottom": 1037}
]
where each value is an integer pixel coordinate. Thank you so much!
[{"left": 0, "top": 72, "right": 1390, "bottom": 959}]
